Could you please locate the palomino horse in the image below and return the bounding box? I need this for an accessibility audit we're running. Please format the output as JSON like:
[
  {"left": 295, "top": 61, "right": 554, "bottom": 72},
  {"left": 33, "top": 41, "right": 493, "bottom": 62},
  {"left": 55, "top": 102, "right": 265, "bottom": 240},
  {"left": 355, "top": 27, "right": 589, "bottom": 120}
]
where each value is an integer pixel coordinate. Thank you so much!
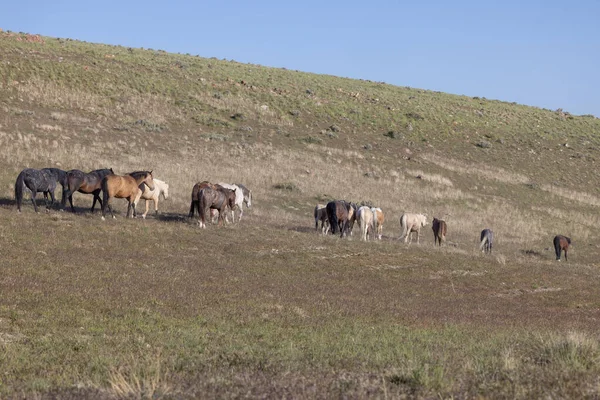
[
  {"left": 479, "top": 229, "right": 493, "bottom": 254},
  {"left": 314, "top": 204, "right": 329, "bottom": 235},
  {"left": 218, "top": 183, "right": 245, "bottom": 222},
  {"left": 432, "top": 218, "right": 447, "bottom": 246},
  {"left": 64, "top": 168, "right": 114, "bottom": 212},
  {"left": 356, "top": 206, "right": 374, "bottom": 241},
  {"left": 133, "top": 178, "right": 169, "bottom": 219},
  {"left": 346, "top": 202, "right": 358, "bottom": 236},
  {"left": 197, "top": 186, "right": 237, "bottom": 228},
  {"left": 553, "top": 235, "right": 571, "bottom": 261},
  {"left": 326, "top": 200, "right": 353, "bottom": 238},
  {"left": 398, "top": 213, "right": 428, "bottom": 244},
  {"left": 15, "top": 168, "right": 67, "bottom": 213},
  {"left": 101, "top": 171, "right": 154, "bottom": 220},
  {"left": 371, "top": 207, "right": 384, "bottom": 240}
]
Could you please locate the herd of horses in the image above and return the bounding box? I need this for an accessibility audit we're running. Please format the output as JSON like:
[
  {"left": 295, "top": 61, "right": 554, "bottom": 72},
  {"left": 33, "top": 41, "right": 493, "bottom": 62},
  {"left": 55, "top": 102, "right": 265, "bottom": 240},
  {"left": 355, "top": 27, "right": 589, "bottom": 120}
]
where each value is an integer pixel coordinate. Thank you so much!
[
  {"left": 13, "top": 167, "right": 571, "bottom": 261},
  {"left": 314, "top": 199, "right": 571, "bottom": 261},
  {"left": 14, "top": 167, "right": 252, "bottom": 226}
]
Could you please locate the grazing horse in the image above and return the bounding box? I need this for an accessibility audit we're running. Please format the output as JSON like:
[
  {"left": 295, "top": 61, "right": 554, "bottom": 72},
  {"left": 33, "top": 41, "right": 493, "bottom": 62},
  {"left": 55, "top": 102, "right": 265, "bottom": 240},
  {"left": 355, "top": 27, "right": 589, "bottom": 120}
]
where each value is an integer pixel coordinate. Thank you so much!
[
  {"left": 326, "top": 200, "right": 353, "bottom": 238},
  {"left": 197, "top": 186, "right": 237, "bottom": 228},
  {"left": 101, "top": 171, "right": 154, "bottom": 220},
  {"left": 15, "top": 168, "right": 67, "bottom": 213},
  {"left": 356, "top": 206, "right": 374, "bottom": 241},
  {"left": 479, "top": 229, "right": 494, "bottom": 254},
  {"left": 553, "top": 235, "right": 571, "bottom": 261},
  {"left": 398, "top": 213, "right": 428, "bottom": 244},
  {"left": 132, "top": 178, "right": 169, "bottom": 219},
  {"left": 218, "top": 183, "right": 245, "bottom": 222},
  {"left": 234, "top": 183, "right": 253, "bottom": 209},
  {"left": 314, "top": 203, "right": 330, "bottom": 235},
  {"left": 432, "top": 218, "right": 447, "bottom": 246},
  {"left": 371, "top": 207, "right": 384, "bottom": 240},
  {"left": 64, "top": 168, "right": 114, "bottom": 212}
]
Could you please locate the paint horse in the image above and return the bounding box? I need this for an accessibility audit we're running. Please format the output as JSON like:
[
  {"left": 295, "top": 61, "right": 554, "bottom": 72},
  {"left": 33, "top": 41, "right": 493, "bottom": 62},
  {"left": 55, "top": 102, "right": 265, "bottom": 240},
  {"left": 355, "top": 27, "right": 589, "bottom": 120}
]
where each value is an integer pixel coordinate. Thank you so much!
[
  {"left": 398, "top": 213, "right": 428, "bottom": 244},
  {"left": 218, "top": 183, "right": 245, "bottom": 222},
  {"left": 64, "top": 168, "right": 114, "bottom": 212},
  {"left": 197, "top": 186, "right": 237, "bottom": 228},
  {"left": 15, "top": 168, "right": 67, "bottom": 213},
  {"left": 479, "top": 229, "right": 493, "bottom": 254},
  {"left": 553, "top": 235, "right": 571, "bottom": 261},
  {"left": 133, "top": 178, "right": 169, "bottom": 219},
  {"left": 432, "top": 217, "right": 447, "bottom": 246},
  {"left": 314, "top": 203, "right": 330, "bottom": 235},
  {"left": 371, "top": 207, "right": 384, "bottom": 240},
  {"left": 101, "top": 171, "right": 154, "bottom": 220}
]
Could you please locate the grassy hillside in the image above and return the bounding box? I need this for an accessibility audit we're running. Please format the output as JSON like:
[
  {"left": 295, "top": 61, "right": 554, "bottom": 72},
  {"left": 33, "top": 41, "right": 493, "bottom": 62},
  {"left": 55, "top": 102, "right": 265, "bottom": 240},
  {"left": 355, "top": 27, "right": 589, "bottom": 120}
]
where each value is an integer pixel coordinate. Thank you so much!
[{"left": 1, "top": 31, "right": 600, "bottom": 399}]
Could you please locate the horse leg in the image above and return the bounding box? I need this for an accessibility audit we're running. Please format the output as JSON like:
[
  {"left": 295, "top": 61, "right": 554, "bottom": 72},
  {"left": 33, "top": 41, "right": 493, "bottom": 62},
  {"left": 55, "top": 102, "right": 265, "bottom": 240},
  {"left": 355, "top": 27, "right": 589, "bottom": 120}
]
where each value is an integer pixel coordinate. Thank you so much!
[
  {"left": 189, "top": 200, "right": 196, "bottom": 218},
  {"left": 47, "top": 190, "right": 56, "bottom": 212},
  {"left": 564, "top": 248, "right": 568, "bottom": 262},
  {"left": 30, "top": 190, "right": 39, "bottom": 213},
  {"left": 153, "top": 197, "right": 158, "bottom": 216}
]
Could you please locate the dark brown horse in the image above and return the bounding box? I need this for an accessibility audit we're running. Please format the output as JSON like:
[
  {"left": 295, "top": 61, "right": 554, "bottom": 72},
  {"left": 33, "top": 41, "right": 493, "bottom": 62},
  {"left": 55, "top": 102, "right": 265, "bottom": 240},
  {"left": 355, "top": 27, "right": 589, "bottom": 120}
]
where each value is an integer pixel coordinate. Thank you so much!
[
  {"left": 64, "top": 168, "right": 114, "bottom": 212},
  {"left": 101, "top": 171, "right": 154, "bottom": 220},
  {"left": 326, "top": 200, "right": 353, "bottom": 238},
  {"left": 553, "top": 235, "right": 571, "bottom": 261},
  {"left": 432, "top": 218, "right": 447, "bottom": 246},
  {"left": 197, "top": 186, "right": 236, "bottom": 228},
  {"left": 188, "top": 181, "right": 218, "bottom": 218}
]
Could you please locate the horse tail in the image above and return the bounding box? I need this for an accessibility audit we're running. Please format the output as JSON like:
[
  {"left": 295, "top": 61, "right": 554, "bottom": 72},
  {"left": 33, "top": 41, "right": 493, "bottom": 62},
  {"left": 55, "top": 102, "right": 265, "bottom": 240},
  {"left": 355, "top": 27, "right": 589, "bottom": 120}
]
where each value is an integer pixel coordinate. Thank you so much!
[
  {"left": 479, "top": 236, "right": 487, "bottom": 252},
  {"left": 398, "top": 214, "right": 408, "bottom": 240},
  {"left": 15, "top": 170, "right": 26, "bottom": 212},
  {"left": 326, "top": 202, "right": 338, "bottom": 235},
  {"left": 441, "top": 220, "right": 447, "bottom": 242}
]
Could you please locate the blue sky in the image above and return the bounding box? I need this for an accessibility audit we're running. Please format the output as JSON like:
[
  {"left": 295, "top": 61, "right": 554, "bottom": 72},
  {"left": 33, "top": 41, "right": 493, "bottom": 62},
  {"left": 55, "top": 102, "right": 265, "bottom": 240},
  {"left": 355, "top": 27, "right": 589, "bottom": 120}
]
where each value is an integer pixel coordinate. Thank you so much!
[{"left": 2, "top": 0, "right": 599, "bottom": 116}]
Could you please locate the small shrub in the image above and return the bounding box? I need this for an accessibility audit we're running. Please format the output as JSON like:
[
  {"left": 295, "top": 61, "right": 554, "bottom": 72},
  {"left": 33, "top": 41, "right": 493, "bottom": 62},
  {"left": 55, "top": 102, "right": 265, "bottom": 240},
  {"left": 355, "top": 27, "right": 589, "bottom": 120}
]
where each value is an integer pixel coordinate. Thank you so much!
[{"left": 273, "top": 182, "right": 299, "bottom": 191}]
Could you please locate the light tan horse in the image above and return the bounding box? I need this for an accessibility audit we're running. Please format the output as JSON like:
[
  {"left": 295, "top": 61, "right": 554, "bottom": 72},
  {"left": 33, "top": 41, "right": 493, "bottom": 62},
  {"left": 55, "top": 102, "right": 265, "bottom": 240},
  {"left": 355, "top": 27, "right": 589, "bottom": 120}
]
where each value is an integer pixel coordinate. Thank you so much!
[
  {"left": 314, "top": 203, "right": 329, "bottom": 235},
  {"left": 371, "top": 207, "right": 384, "bottom": 240},
  {"left": 356, "top": 206, "right": 374, "bottom": 241},
  {"left": 133, "top": 178, "right": 169, "bottom": 219},
  {"left": 101, "top": 171, "right": 154, "bottom": 220},
  {"left": 398, "top": 213, "right": 428, "bottom": 244}
]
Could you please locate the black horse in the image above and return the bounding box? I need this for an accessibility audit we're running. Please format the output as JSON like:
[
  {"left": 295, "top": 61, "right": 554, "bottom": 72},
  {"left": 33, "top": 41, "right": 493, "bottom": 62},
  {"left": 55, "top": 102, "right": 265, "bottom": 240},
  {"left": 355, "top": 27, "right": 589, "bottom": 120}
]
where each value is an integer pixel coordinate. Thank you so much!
[
  {"left": 64, "top": 168, "right": 114, "bottom": 212},
  {"left": 326, "top": 200, "right": 355, "bottom": 238},
  {"left": 15, "top": 168, "right": 67, "bottom": 213}
]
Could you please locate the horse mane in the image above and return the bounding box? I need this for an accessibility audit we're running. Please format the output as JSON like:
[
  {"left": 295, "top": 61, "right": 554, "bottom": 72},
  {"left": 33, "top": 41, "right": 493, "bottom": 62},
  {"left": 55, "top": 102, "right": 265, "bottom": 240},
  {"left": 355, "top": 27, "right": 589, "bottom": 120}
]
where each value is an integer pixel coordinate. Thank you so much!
[{"left": 128, "top": 171, "right": 151, "bottom": 180}]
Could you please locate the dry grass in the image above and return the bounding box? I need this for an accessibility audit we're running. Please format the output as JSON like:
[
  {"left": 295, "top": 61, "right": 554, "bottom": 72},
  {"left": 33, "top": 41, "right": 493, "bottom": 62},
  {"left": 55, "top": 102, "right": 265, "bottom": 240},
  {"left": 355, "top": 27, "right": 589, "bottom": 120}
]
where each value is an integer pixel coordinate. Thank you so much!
[{"left": 1, "top": 31, "right": 600, "bottom": 399}]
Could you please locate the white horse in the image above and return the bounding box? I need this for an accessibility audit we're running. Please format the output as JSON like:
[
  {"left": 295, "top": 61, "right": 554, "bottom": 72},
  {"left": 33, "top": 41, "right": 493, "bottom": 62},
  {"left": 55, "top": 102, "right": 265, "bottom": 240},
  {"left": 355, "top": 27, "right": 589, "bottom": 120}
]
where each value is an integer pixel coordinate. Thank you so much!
[
  {"left": 356, "top": 206, "right": 374, "bottom": 241},
  {"left": 314, "top": 203, "right": 329, "bottom": 235},
  {"left": 398, "top": 213, "right": 428, "bottom": 244},
  {"left": 234, "top": 183, "right": 252, "bottom": 209},
  {"left": 217, "top": 183, "right": 244, "bottom": 222},
  {"left": 133, "top": 178, "right": 169, "bottom": 219},
  {"left": 371, "top": 207, "right": 384, "bottom": 240}
]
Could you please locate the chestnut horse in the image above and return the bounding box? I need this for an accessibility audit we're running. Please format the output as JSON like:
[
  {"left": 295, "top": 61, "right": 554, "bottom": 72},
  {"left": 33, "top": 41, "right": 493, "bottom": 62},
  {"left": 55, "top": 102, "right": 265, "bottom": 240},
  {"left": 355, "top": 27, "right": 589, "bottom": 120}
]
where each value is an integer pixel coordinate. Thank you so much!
[
  {"left": 100, "top": 171, "right": 154, "bottom": 220},
  {"left": 553, "top": 235, "right": 571, "bottom": 261},
  {"left": 197, "top": 186, "right": 237, "bottom": 228},
  {"left": 432, "top": 218, "right": 447, "bottom": 246},
  {"left": 64, "top": 168, "right": 114, "bottom": 212}
]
